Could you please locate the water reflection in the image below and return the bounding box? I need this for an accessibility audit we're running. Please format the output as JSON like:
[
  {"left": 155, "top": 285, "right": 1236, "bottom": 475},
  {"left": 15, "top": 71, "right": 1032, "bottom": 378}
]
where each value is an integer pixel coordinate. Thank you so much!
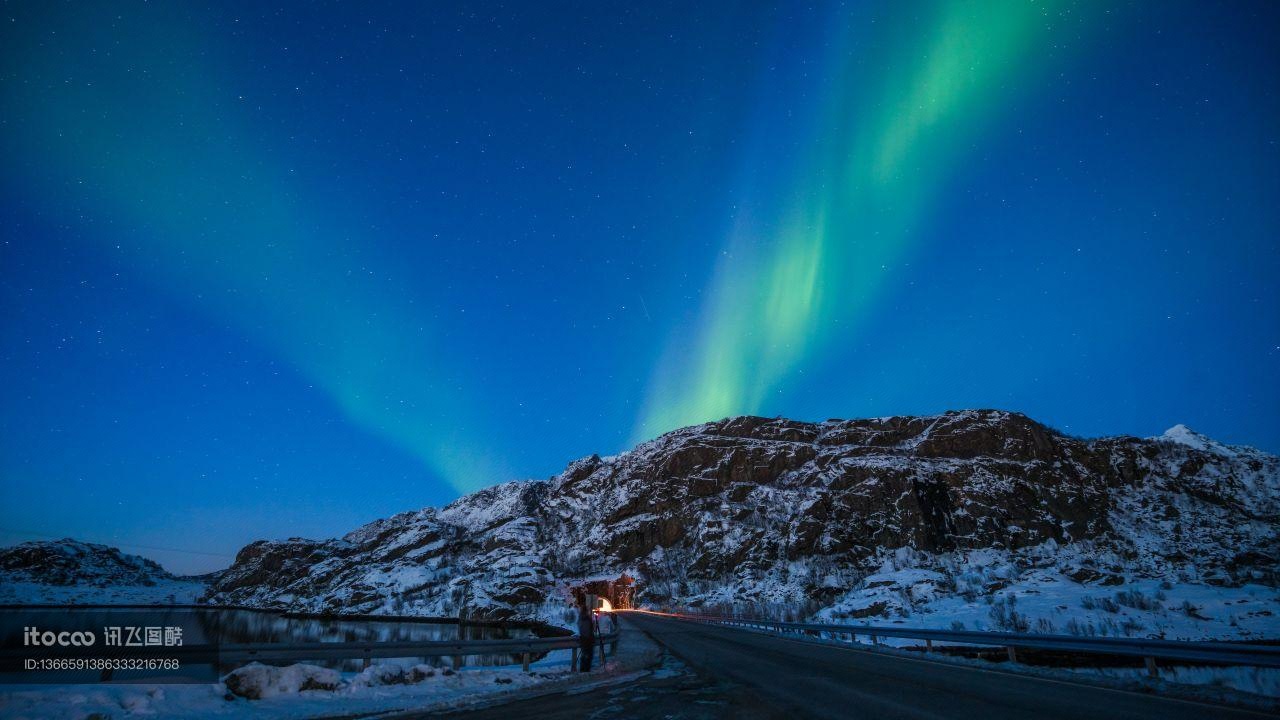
[
  {"left": 0, "top": 607, "right": 540, "bottom": 683},
  {"left": 212, "top": 609, "right": 531, "bottom": 645},
  {"left": 208, "top": 608, "right": 537, "bottom": 672}
]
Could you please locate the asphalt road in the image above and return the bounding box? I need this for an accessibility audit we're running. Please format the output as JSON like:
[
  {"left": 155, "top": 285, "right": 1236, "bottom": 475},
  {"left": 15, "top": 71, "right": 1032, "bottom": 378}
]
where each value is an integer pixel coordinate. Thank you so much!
[{"left": 439, "top": 614, "right": 1270, "bottom": 720}]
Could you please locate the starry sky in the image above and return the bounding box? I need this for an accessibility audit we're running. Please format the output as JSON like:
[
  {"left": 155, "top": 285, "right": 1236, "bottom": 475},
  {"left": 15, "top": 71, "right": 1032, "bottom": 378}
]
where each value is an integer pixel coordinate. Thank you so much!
[{"left": 1, "top": 1, "right": 1277, "bottom": 574}]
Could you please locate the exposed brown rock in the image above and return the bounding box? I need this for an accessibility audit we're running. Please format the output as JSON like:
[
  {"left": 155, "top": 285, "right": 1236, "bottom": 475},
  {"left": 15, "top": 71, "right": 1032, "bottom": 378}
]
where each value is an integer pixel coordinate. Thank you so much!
[{"left": 203, "top": 410, "right": 1279, "bottom": 620}]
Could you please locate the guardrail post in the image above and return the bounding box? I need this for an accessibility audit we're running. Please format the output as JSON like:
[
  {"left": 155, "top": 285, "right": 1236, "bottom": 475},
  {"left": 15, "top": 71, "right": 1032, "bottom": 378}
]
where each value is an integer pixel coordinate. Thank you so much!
[
  {"left": 521, "top": 652, "right": 530, "bottom": 673},
  {"left": 452, "top": 654, "right": 463, "bottom": 670},
  {"left": 1144, "top": 657, "right": 1158, "bottom": 678},
  {"left": 572, "top": 647, "right": 579, "bottom": 671},
  {"left": 1006, "top": 646, "right": 1018, "bottom": 663},
  {"left": 925, "top": 639, "right": 933, "bottom": 653},
  {"left": 362, "top": 655, "right": 371, "bottom": 670}
]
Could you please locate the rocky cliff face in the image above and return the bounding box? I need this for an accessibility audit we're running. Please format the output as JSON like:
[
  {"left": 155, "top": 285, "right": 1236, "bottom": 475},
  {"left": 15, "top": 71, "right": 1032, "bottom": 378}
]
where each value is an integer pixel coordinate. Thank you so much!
[{"left": 204, "top": 411, "right": 1280, "bottom": 635}]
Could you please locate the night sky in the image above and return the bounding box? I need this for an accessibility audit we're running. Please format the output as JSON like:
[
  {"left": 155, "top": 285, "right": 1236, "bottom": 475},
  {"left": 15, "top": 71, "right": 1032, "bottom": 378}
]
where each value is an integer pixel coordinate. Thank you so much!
[{"left": 2, "top": 1, "right": 1277, "bottom": 574}]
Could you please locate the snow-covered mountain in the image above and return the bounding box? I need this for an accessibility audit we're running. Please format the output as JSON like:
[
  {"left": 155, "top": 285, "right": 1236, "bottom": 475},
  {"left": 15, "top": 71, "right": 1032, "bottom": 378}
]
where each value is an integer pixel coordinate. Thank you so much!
[
  {"left": 0, "top": 539, "right": 173, "bottom": 587},
  {"left": 204, "top": 410, "right": 1280, "bottom": 640},
  {"left": 0, "top": 539, "right": 208, "bottom": 604}
]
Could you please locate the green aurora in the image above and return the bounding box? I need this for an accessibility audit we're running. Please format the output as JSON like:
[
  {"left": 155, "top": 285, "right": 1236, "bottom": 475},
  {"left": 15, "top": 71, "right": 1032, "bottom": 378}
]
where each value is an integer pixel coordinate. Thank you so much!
[
  {"left": 636, "top": 0, "right": 1095, "bottom": 439},
  {"left": 1, "top": 4, "right": 507, "bottom": 493}
]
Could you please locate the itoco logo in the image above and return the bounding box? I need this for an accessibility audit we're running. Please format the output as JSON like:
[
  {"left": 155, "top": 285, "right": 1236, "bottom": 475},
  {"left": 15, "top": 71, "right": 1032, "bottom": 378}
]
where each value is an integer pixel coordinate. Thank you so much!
[{"left": 23, "top": 626, "right": 97, "bottom": 646}]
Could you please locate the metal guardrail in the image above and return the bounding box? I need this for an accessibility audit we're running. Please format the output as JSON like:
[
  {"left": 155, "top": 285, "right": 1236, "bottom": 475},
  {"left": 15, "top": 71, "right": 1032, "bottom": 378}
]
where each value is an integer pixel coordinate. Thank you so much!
[
  {"left": 216, "top": 628, "right": 620, "bottom": 671},
  {"left": 2, "top": 627, "right": 620, "bottom": 675},
  {"left": 165, "top": 629, "right": 620, "bottom": 670},
  {"left": 656, "top": 612, "right": 1280, "bottom": 675}
]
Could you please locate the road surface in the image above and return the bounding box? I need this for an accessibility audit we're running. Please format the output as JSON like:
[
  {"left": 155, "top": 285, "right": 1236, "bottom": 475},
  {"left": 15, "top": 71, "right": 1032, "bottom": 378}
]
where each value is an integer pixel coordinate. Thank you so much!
[{"left": 436, "top": 614, "right": 1270, "bottom": 719}]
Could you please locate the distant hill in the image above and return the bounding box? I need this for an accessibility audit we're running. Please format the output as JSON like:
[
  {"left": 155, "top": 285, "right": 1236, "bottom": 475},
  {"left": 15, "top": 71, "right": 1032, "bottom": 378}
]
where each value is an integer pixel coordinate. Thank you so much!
[
  {"left": 0, "top": 538, "right": 174, "bottom": 586},
  {"left": 0, "top": 539, "right": 207, "bottom": 604}
]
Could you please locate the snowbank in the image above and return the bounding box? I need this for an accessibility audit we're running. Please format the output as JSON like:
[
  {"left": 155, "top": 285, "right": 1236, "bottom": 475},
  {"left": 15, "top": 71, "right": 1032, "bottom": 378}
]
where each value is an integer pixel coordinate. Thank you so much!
[
  {"left": 0, "top": 619, "right": 665, "bottom": 720},
  {"left": 224, "top": 663, "right": 341, "bottom": 699},
  {"left": 0, "top": 578, "right": 207, "bottom": 605}
]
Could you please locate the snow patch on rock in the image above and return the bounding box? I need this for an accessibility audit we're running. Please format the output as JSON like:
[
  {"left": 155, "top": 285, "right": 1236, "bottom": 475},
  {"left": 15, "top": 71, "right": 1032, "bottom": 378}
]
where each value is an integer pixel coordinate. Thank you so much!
[{"left": 200, "top": 410, "right": 1279, "bottom": 642}]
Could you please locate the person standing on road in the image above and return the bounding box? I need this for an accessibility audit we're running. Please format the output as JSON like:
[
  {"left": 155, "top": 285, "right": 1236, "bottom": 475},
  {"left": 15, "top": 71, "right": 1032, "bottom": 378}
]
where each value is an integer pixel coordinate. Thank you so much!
[{"left": 576, "top": 596, "right": 596, "bottom": 672}]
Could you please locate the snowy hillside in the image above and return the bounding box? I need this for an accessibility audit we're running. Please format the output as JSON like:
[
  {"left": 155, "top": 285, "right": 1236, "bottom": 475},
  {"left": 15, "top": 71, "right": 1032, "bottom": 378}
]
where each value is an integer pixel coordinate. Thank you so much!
[
  {"left": 0, "top": 539, "right": 206, "bottom": 604},
  {"left": 204, "top": 410, "right": 1280, "bottom": 640}
]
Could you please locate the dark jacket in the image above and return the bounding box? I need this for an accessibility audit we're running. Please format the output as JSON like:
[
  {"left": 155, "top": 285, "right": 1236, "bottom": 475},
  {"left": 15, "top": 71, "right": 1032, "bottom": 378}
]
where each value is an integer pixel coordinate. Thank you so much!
[{"left": 576, "top": 608, "right": 595, "bottom": 642}]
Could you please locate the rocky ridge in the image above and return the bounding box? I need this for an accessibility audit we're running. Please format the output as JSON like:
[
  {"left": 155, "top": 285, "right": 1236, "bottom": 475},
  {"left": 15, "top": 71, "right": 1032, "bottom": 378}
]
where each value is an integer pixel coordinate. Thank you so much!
[
  {"left": 202, "top": 410, "right": 1280, "bottom": 638},
  {"left": 0, "top": 539, "right": 175, "bottom": 587}
]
